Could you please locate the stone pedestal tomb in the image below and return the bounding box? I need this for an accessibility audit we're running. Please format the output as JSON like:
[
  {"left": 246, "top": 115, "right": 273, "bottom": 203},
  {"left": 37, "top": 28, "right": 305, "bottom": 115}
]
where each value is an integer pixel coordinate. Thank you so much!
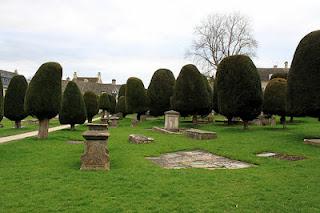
[
  {"left": 109, "top": 116, "right": 120, "bottom": 127},
  {"left": 164, "top": 110, "right": 180, "bottom": 131}
]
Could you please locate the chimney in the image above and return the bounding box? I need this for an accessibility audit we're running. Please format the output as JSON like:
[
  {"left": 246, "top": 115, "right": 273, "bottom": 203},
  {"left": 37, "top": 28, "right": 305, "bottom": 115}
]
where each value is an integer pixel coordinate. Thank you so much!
[
  {"left": 14, "top": 69, "right": 18, "bottom": 74},
  {"left": 73, "top": 72, "right": 77, "bottom": 80},
  {"left": 273, "top": 65, "right": 278, "bottom": 68},
  {"left": 284, "top": 61, "right": 288, "bottom": 69},
  {"left": 112, "top": 79, "right": 116, "bottom": 85},
  {"left": 97, "top": 72, "right": 102, "bottom": 83},
  {"left": 66, "top": 77, "right": 70, "bottom": 81}
]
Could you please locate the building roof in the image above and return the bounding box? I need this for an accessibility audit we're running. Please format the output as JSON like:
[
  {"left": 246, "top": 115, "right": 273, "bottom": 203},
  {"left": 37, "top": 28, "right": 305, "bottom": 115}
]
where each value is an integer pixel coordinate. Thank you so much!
[
  {"left": 257, "top": 67, "right": 289, "bottom": 81},
  {"left": 62, "top": 80, "right": 122, "bottom": 95},
  {"left": 0, "top": 69, "right": 18, "bottom": 87},
  {"left": 74, "top": 77, "right": 100, "bottom": 83}
]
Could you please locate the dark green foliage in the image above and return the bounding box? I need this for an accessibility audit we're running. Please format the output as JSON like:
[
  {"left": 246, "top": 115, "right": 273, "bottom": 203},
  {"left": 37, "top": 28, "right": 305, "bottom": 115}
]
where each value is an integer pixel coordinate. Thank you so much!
[
  {"left": 147, "top": 69, "right": 175, "bottom": 116},
  {"left": 116, "top": 96, "right": 126, "bottom": 116},
  {"left": 0, "top": 75, "right": 3, "bottom": 122},
  {"left": 108, "top": 94, "right": 116, "bottom": 114},
  {"left": 4, "top": 75, "right": 28, "bottom": 122},
  {"left": 118, "top": 84, "right": 126, "bottom": 101},
  {"left": 216, "top": 55, "right": 263, "bottom": 126},
  {"left": 199, "top": 75, "right": 213, "bottom": 116},
  {"left": 212, "top": 80, "right": 219, "bottom": 113},
  {"left": 172, "top": 64, "right": 210, "bottom": 117},
  {"left": 270, "top": 72, "right": 288, "bottom": 80},
  {"left": 59, "top": 81, "right": 86, "bottom": 127},
  {"left": 263, "top": 78, "right": 287, "bottom": 117},
  {"left": 287, "top": 30, "right": 320, "bottom": 117},
  {"left": 83, "top": 91, "right": 99, "bottom": 122},
  {"left": 25, "top": 62, "right": 62, "bottom": 120},
  {"left": 125, "top": 77, "right": 148, "bottom": 116},
  {"left": 99, "top": 93, "right": 111, "bottom": 111}
]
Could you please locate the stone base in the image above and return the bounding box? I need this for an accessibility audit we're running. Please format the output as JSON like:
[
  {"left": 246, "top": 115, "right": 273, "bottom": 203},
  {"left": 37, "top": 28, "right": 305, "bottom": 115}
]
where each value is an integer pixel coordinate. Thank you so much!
[
  {"left": 304, "top": 139, "right": 320, "bottom": 146},
  {"left": 184, "top": 128, "right": 217, "bottom": 140},
  {"left": 80, "top": 140, "right": 110, "bottom": 170},
  {"left": 129, "top": 134, "right": 154, "bottom": 144},
  {"left": 87, "top": 123, "right": 108, "bottom": 131},
  {"left": 100, "top": 117, "right": 109, "bottom": 124},
  {"left": 152, "top": 126, "right": 181, "bottom": 134}
]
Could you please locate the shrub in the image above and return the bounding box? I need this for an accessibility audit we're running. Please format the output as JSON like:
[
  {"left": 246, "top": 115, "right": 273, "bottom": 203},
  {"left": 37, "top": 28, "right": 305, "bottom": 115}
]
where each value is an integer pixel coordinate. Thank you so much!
[
  {"left": 118, "top": 84, "right": 126, "bottom": 101},
  {"left": 287, "top": 30, "right": 320, "bottom": 118},
  {"left": 212, "top": 79, "right": 219, "bottom": 113},
  {"left": 0, "top": 75, "right": 3, "bottom": 123},
  {"left": 99, "top": 93, "right": 111, "bottom": 118},
  {"left": 263, "top": 78, "right": 287, "bottom": 128},
  {"left": 125, "top": 77, "right": 147, "bottom": 120},
  {"left": 59, "top": 81, "right": 86, "bottom": 130},
  {"left": 116, "top": 96, "right": 126, "bottom": 116},
  {"left": 4, "top": 75, "right": 28, "bottom": 128},
  {"left": 108, "top": 94, "right": 116, "bottom": 114},
  {"left": 216, "top": 55, "right": 263, "bottom": 129},
  {"left": 172, "top": 64, "right": 210, "bottom": 123},
  {"left": 24, "top": 62, "right": 62, "bottom": 138},
  {"left": 83, "top": 91, "right": 99, "bottom": 123},
  {"left": 147, "top": 69, "right": 175, "bottom": 116}
]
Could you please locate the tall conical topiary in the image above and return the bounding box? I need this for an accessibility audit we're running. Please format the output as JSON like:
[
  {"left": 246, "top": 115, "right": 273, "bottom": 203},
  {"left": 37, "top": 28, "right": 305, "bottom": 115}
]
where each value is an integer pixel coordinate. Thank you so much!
[
  {"left": 83, "top": 91, "right": 99, "bottom": 123},
  {"left": 108, "top": 94, "right": 116, "bottom": 114},
  {"left": 216, "top": 55, "right": 263, "bottom": 129},
  {"left": 199, "top": 75, "right": 213, "bottom": 116},
  {"left": 59, "top": 81, "right": 86, "bottom": 130},
  {"left": 25, "top": 62, "right": 62, "bottom": 138},
  {"left": 99, "top": 93, "right": 111, "bottom": 118},
  {"left": 118, "top": 84, "right": 126, "bottom": 101},
  {"left": 288, "top": 30, "right": 320, "bottom": 118},
  {"left": 172, "top": 64, "right": 209, "bottom": 123},
  {"left": 263, "top": 78, "right": 287, "bottom": 128},
  {"left": 0, "top": 75, "right": 3, "bottom": 124},
  {"left": 147, "top": 69, "right": 175, "bottom": 116},
  {"left": 125, "top": 77, "right": 147, "bottom": 120},
  {"left": 4, "top": 75, "right": 28, "bottom": 128},
  {"left": 116, "top": 96, "right": 126, "bottom": 117}
]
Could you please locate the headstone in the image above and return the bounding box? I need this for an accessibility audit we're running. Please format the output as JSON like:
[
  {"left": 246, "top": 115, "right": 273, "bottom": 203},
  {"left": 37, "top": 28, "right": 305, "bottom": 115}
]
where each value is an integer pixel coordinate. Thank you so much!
[
  {"left": 129, "top": 134, "right": 154, "bottom": 144},
  {"left": 164, "top": 110, "right": 180, "bottom": 131},
  {"left": 140, "top": 115, "right": 147, "bottom": 122},
  {"left": 184, "top": 128, "right": 217, "bottom": 140},
  {"left": 271, "top": 117, "right": 276, "bottom": 126},
  {"left": 131, "top": 119, "right": 138, "bottom": 127},
  {"left": 80, "top": 130, "right": 110, "bottom": 170},
  {"left": 109, "top": 116, "right": 120, "bottom": 127},
  {"left": 87, "top": 123, "right": 108, "bottom": 131}
]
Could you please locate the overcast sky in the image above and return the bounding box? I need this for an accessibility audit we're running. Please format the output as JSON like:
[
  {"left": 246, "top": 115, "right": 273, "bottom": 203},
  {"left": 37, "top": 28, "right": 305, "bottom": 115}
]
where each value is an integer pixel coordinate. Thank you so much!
[{"left": 0, "top": 0, "right": 319, "bottom": 85}]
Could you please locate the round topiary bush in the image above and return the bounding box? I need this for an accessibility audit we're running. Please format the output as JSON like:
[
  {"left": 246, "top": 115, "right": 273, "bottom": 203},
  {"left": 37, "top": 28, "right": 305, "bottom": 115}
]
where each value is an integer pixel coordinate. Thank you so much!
[
  {"left": 263, "top": 78, "right": 287, "bottom": 128},
  {"left": 4, "top": 75, "right": 28, "bottom": 128},
  {"left": 147, "top": 69, "right": 175, "bottom": 116},
  {"left": 116, "top": 96, "right": 126, "bottom": 117},
  {"left": 287, "top": 30, "right": 320, "bottom": 118},
  {"left": 24, "top": 62, "right": 62, "bottom": 138},
  {"left": 172, "top": 64, "right": 210, "bottom": 123},
  {"left": 59, "top": 81, "right": 86, "bottom": 130},
  {"left": 216, "top": 55, "right": 263, "bottom": 129},
  {"left": 125, "top": 77, "right": 147, "bottom": 120},
  {"left": 99, "top": 93, "right": 111, "bottom": 118},
  {"left": 83, "top": 91, "right": 99, "bottom": 123}
]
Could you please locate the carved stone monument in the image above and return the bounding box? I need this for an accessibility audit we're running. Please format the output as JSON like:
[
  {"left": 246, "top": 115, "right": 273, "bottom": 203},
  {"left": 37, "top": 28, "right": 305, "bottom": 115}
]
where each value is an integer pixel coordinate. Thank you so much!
[
  {"left": 87, "top": 123, "right": 108, "bottom": 131},
  {"left": 109, "top": 116, "right": 120, "bottom": 127},
  {"left": 164, "top": 110, "right": 180, "bottom": 131}
]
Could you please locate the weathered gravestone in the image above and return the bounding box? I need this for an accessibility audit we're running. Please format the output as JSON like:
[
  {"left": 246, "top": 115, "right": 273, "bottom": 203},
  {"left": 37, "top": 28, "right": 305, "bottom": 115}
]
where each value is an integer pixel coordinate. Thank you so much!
[
  {"left": 184, "top": 128, "right": 217, "bottom": 140},
  {"left": 164, "top": 110, "right": 180, "bottom": 131},
  {"left": 129, "top": 134, "right": 154, "bottom": 144},
  {"left": 109, "top": 116, "right": 120, "bottom": 127},
  {"left": 87, "top": 123, "right": 108, "bottom": 131}
]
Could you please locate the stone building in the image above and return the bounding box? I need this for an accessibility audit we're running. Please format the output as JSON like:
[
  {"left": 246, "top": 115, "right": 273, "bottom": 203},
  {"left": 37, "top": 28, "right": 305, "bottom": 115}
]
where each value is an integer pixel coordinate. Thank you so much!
[
  {"left": 62, "top": 72, "right": 121, "bottom": 97},
  {"left": 257, "top": 61, "right": 289, "bottom": 90},
  {"left": 0, "top": 69, "right": 18, "bottom": 94}
]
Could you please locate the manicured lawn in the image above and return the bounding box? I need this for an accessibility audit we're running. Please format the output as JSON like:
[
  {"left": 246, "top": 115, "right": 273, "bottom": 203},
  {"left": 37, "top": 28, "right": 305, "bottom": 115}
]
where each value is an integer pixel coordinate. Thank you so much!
[
  {"left": 0, "top": 116, "right": 319, "bottom": 212},
  {"left": 0, "top": 117, "right": 61, "bottom": 137}
]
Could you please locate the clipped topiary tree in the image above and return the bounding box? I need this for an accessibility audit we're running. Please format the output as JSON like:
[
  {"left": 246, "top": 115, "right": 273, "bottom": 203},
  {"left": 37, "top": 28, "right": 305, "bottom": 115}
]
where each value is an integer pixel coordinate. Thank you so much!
[
  {"left": 270, "top": 72, "right": 288, "bottom": 80},
  {"left": 199, "top": 75, "right": 213, "bottom": 117},
  {"left": 108, "top": 94, "right": 116, "bottom": 114},
  {"left": 125, "top": 77, "right": 147, "bottom": 120},
  {"left": 147, "top": 69, "right": 175, "bottom": 116},
  {"left": 171, "top": 64, "right": 209, "bottom": 123},
  {"left": 83, "top": 91, "right": 99, "bottom": 123},
  {"left": 59, "top": 81, "right": 86, "bottom": 130},
  {"left": 263, "top": 78, "right": 287, "bottom": 128},
  {"left": 0, "top": 74, "right": 4, "bottom": 124},
  {"left": 4, "top": 75, "right": 28, "bottom": 128},
  {"left": 25, "top": 62, "right": 62, "bottom": 138},
  {"left": 116, "top": 96, "right": 126, "bottom": 117},
  {"left": 118, "top": 84, "right": 126, "bottom": 101},
  {"left": 216, "top": 55, "right": 263, "bottom": 129},
  {"left": 212, "top": 79, "right": 219, "bottom": 114},
  {"left": 288, "top": 30, "right": 320, "bottom": 118},
  {"left": 99, "top": 93, "right": 111, "bottom": 118}
]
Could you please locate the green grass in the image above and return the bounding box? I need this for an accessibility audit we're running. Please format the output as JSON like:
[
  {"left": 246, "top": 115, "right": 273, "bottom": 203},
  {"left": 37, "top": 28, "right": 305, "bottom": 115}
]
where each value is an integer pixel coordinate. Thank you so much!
[
  {"left": 0, "top": 116, "right": 319, "bottom": 212},
  {"left": 0, "top": 117, "right": 61, "bottom": 137}
]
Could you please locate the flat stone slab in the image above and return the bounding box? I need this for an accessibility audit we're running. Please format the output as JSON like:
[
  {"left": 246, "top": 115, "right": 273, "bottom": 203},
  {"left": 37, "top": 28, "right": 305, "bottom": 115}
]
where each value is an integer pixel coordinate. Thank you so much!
[
  {"left": 304, "top": 139, "right": 320, "bottom": 146},
  {"left": 146, "top": 150, "right": 253, "bottom": 170},
  {"left": 82, "top": 130, "right": 110, "bottom": 140},
  {"left": 256, "top": 152, "right": 277, "bottom": 157},
  {"left": 184, "top": 128, "right": 217, "bottom": 140},
  {"left": 256, "top": 152, "right": 305, "bottom": 161},
  {"left": 152, "top": 126, "right": 182, "bottom": 135},
  {"left": 129, "top": 134, "right": 154, "bottom": 144}
]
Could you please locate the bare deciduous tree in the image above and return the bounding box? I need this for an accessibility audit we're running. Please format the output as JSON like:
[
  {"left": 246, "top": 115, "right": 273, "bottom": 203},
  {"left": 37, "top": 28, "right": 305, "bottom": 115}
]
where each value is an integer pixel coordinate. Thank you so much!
[{"left": 186, "top": 12, "right": 258, "bottom": 76}]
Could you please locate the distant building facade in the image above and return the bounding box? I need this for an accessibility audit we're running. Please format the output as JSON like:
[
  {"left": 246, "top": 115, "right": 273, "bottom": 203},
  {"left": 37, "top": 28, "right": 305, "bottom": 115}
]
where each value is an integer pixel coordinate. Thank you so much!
[
  {"left": 0, "top": 69, "right": 18, "bottom": 94},
  {"left": 62, "top": 72, "right": 121, "bottom": 97},
  {"left": 257, "top": 61, "right": 289, "bottom": 90}
]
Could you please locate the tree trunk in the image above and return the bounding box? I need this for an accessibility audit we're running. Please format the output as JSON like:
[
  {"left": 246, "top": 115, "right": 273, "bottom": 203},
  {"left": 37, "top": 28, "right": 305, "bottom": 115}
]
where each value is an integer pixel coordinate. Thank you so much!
[
  {"left": 15, "top": 120, "right": 21, "bottom": 129},
  {"left": 280, "top": 116, "right": 286, "bottom": 129},
  {"left": 38, "top": 119, "right": 49, "bottom": 139},
  {"left": 290, "top": 116, "right": 293, "bottom": 123},
  {"left": 137, "top": 112, "right": 141, "bottom": 121},
  {"left": 243, "top": 120, "right": 249, "bottom": 130},
  {"left": 70, "top": 124, "right": 75, "bottom": 131},
  {"left": 192, "top": 114, "right": 198, "bottom": 124},
  {"left": 88, "top": 117, "right": 93, "bottom": 123},
  {"left": 227, "top": 117, "right": 232, "bottom": 125}
]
